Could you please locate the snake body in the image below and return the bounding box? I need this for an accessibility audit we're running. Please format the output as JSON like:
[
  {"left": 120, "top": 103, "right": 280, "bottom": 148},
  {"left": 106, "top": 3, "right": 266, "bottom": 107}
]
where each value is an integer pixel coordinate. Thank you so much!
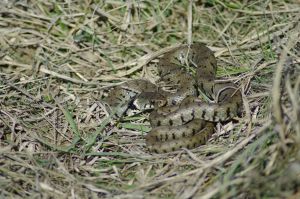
[{"left": 104, "top": 43, "right": 242, "bottom": 153}]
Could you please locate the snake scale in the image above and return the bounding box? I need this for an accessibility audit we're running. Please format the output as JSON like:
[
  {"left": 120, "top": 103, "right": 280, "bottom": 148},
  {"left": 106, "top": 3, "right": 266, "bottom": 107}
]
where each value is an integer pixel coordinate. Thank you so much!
[{"left": 103, "top": 43, "right": 242, "bottom": 153}]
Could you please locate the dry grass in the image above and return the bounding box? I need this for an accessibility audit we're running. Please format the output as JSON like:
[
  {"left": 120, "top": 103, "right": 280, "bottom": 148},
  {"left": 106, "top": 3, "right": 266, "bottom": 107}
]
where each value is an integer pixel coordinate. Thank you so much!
[{"left": 1, "top": 0, "right": 300, "bottom": 198}]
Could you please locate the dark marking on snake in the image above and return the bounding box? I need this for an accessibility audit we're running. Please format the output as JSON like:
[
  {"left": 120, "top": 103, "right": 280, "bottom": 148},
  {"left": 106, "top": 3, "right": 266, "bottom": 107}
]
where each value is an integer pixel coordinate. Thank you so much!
[
  {"left": 172, "top": 133, "right": 176, "bottom": 140},
  {"left": 212, "top": 111, "right": 217, "bottom": 121},
  {"left": 157, "top": 120, "right": 161, "bottom": 127},
  {"left": 180, "top": 114, "right": 185, "bottom": 123},
  {"left": 192, "top": 128, "right": 196, "bottom": 136},
  {"left": 202, "top": 110, "right": 206, "bottom": 119},
  {"left": 226, "top": 107, "right": 231, "bottom": 118}
]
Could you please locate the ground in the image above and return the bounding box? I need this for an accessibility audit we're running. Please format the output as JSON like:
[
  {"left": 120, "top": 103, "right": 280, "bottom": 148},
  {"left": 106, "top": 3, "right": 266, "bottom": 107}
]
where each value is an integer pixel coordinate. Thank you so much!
[{"left": 0, "top": 0, "right": 300, "bottom": 198}]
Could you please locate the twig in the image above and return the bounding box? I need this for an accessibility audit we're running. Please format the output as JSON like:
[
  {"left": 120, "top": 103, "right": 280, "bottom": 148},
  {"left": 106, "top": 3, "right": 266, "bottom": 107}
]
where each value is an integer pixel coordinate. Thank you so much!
[
  {"left": 3, "top": 79, "right": 55, "bottom": 109},
  {"left": 0, "top": 61, "right": 100, "bottom": 85},
  {"left": 113, "top": 44, "right": 183, "bottom": 77},
  {"left": 90, "top": 4, "right": 124, "bottom": 30},
  {"left": 271, "top": 21, "right": 300, "bottom": 141},
  {"left": 233, "top": 8, "right": 300, "bottom": 15},
  {"left": 187, "top": 0, "right": 193, "bottom": 44}
]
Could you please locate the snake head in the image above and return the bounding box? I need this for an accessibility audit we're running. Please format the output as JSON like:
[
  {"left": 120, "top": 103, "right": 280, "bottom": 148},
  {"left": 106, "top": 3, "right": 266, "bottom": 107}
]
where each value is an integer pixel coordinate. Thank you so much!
[{"left": 132, "top": 92, "right": 167, "bottom": 111}]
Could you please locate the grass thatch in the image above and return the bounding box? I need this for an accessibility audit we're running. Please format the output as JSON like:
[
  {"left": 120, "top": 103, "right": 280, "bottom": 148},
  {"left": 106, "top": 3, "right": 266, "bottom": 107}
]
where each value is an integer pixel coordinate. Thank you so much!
[{"left": 0, "top": 0, "right": 300, "bottom": 198}]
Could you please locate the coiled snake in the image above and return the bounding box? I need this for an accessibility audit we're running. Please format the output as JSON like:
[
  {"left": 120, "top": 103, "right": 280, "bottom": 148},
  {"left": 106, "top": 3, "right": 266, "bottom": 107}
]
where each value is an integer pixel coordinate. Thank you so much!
[{"left": 103, "top": 43, "right": 242, "bottom": 153}]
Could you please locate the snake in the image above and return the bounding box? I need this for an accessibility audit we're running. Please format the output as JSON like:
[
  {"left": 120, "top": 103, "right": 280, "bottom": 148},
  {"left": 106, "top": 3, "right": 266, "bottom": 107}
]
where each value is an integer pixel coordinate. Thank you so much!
[{"left": 103, "top": 43, "right": 242, "bottom": 153}]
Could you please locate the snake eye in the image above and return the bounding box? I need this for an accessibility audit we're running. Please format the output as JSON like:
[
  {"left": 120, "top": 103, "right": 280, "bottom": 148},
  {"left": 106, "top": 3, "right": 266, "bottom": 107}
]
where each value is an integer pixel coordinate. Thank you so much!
[
  {"left": 159, "top": 100, "right": 164, "bottom": 106},
  {"left": 156, "top": 99, "right": 166, "bottom": 107}
]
